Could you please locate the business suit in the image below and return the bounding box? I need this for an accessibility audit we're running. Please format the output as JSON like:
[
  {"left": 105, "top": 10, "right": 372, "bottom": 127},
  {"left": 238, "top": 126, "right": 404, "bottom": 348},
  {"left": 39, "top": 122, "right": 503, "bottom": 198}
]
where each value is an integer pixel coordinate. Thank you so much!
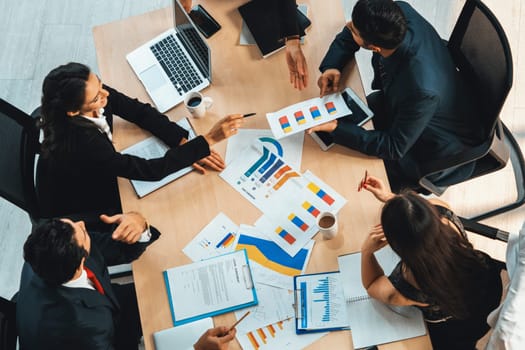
[
  {"left": 16, "top": 223, "right": 161, "bottom": 350},
  {"left": 261, "top": 0, "right": 301, "bottom": 38},
  {"left": 36, "top": 85, "right": 210, "bottom": 217},
  {"left": 319, "top": 1, "right": 483, "bottom": 190}
]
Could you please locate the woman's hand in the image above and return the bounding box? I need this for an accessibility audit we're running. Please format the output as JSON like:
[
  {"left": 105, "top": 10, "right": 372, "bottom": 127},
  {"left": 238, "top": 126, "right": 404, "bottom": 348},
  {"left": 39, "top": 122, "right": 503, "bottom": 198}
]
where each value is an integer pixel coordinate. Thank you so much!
[
  {"left": 203, "top": 114, "right": 244, "bottom": 146},
  {"left": 363, "top": 175, "right": 395, "bottom": 202},
  {"left": 361, "top": 224, "right": 388, "bottom": 255},
  {"left": 193, "top": 149, "right": 225, "bottom": 174}
]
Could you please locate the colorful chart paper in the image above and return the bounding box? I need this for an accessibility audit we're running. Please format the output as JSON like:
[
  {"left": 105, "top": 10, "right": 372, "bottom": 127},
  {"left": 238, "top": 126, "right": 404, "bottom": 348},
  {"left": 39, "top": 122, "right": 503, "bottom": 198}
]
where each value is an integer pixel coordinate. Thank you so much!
[
  {"left": 182, "top": 213, "right": 239, "bottom": 262},
  {"left": 237, "top": 318, "right": 327, "bottom": 350},
  {"left": 221, "top": 141, "right": 347, "bottom": 256},
  {"left": 266, "top": 92, "right": 351, "bottom": 139}
]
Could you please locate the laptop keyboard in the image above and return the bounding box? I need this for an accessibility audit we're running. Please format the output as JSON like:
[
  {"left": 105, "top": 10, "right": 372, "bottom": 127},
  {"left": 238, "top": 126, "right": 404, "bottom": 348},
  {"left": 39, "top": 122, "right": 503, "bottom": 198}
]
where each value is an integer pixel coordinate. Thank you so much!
[{"left": 150, "top": 35, "right": 203, "bottom": 95}]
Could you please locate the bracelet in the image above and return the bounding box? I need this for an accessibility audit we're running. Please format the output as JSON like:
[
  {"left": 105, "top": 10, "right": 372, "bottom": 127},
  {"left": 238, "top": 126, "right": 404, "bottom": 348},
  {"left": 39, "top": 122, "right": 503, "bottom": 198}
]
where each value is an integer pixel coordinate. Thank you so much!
[{"left": 285, "top": 35, "right": 300, "bottom": 42}]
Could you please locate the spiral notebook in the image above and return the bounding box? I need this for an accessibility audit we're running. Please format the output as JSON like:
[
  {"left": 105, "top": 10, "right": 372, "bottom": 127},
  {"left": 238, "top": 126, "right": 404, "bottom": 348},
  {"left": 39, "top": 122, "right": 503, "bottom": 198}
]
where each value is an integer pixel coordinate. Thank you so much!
[{"left": 337, "top": 247, "right": 426, "bottom": 349}]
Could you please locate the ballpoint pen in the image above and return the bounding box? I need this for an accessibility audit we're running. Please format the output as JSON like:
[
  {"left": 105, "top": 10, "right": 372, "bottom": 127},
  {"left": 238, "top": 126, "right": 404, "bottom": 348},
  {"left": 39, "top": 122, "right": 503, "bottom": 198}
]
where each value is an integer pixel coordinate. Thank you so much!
[
  {"left": 226, "top": 311, "right": 250, "bottom": 333},
  {"left": 243, "top": 113, "right": 256, "bottom": 118}
]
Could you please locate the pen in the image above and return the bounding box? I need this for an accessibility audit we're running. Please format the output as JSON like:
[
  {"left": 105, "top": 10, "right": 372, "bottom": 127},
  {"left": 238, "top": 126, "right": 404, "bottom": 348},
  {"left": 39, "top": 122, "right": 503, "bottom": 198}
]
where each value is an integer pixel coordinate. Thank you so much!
[
  {"left": 226, "top": 311, "right": 250, "bottom": 333},
  {"left": 243, "top": 113, "right": 256, "bottom": 118}
]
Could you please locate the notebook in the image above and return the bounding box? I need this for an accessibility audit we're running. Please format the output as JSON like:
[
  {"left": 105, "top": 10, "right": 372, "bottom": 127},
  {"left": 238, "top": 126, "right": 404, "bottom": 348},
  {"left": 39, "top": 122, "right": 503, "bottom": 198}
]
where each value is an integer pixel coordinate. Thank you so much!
[
  {"left": 164, "top": 249, "right": 258, "bottom": 326},
  {"left": 121, "top": 117, "right": 196, "bottom": 198},
  {"left": 293, "top": 271, "right": 350, "bottom": 334},
  {"left": 126, "top": 0, "right": 211, "bottom": 113},
  {"left": 337, "top": 247, "right": 427, "bottom": 349},
  {"left": 153, "top": 318, "right": 213, "bottom": 350},
  {"left": 238, "top": 1, "right": 311, "bottom": 57}
]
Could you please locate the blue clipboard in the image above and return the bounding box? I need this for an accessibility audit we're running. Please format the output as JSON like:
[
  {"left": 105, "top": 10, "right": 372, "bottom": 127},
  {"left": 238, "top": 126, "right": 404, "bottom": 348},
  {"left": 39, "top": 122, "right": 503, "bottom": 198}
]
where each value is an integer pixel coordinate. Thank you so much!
[
  {"left": 164, "top": 249, "right": 258, "bottom": 326},
  {"left": 293, "top": 271, "right": 350, "bottom": 334}
]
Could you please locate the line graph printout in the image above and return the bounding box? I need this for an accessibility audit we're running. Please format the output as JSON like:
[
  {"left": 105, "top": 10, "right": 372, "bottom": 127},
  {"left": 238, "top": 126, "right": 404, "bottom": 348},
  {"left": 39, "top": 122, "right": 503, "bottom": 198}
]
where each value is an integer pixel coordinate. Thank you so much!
[
  {"left": 266, "top": 92, "right": 351, "bottom": 139},
  {"left": 225, "top": 129, "right": 304, "bottom": 170},
  {"left": 182, "top": 213, "right": 239, "bottom": 262},
  {"left": 237, "top": 318, "right": 327, "bottom": 350}
]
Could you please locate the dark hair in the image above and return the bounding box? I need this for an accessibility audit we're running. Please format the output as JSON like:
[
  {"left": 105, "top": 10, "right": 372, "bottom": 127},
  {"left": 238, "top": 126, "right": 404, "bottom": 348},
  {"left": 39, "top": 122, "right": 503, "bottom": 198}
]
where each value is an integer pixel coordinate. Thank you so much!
[
  {"left": 381, "top": 191, "right": 490, "bottom": 319},
  {"left": 352, "top": 0, "right": 407, "bottom": 49},
  {"left": 24, "top": 219, "right": 88, "bottom": 286},
  {"left": 40, "top": 62, "right": 95, "bottom": 158}
]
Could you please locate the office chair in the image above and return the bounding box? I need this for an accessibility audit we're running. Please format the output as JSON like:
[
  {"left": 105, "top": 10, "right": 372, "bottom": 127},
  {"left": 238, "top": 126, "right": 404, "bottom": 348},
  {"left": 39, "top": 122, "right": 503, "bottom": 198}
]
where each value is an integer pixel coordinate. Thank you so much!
[
  {"left": 0, "top": 98, "right": 42, "bottom": 224},
  {"left": 0, "top": 296, "right": 16, "bottom": 350},
  {"left": 416, "top": 0, "right": 525, "bottom": 221}
]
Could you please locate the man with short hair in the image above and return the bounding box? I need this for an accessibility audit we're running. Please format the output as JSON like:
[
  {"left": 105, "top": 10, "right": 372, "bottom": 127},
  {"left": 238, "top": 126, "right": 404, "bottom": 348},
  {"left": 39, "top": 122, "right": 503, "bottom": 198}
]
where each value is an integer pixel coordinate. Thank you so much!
[
  {"left": 310, "top": 0, "right": 482, "bottom": 191},
  {"left": 16, "top": 212, "right": 159, "bottom": 350}
]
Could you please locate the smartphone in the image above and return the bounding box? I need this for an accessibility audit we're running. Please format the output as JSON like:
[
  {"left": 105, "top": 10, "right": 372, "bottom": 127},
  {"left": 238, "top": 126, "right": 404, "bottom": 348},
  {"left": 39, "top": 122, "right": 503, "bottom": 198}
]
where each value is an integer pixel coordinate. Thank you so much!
[
  {"left": 309, "top": 88, "right": 374, "bottom": 151},
  {"left": 189, "top": 5, "right": 221, "bottom": 38}
]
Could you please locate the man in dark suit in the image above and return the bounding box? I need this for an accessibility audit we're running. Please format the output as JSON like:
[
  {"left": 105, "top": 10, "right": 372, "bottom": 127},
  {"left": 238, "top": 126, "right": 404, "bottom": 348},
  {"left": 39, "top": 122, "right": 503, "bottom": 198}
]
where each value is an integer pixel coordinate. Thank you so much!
[
  {"left": 309, "top": 0, "right": 483, "bottom": 191},
  {"left": 16, "top": 212, "right": 159, "bottom": 350}
]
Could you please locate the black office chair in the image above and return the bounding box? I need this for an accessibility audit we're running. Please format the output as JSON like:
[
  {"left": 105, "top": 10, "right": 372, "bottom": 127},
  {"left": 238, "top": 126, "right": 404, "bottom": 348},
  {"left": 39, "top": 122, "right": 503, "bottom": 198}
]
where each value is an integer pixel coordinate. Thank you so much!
[
  {"left": 0, "top": 296, "right": 16, "bottom": 350},
  {"left": 0, "top": 98, "right": 42, "bottom": 224},
  {"left": 416, "top": 0, "right": 525, "bottom": 221}
]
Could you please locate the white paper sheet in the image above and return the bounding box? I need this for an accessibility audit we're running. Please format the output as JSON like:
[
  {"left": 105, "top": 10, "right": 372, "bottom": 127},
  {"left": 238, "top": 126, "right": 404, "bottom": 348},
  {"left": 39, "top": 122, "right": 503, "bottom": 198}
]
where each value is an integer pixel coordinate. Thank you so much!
[
  {"left": 121, "top": 118, "right": 196, "bottom": 197},
  {"left": 266, "top": 92, "right": 351, "bottom": 139},
  {"left": 225, "top": 129, "right": 304, "bottom": 170},
  {"left": 234, "top": 283, "right": 294, "bottom": 333},
  {"left": 183, "top": 213, "right": 239, "bottom": 262},
  {"left": 237, "top": 318, "right": 327, "bottom": 350},
  {"left": 164, "top": 250, "right": 256, "bottom": 325},
  {"left": 153, "top": 318, "right": 213, "bottom": 350}
]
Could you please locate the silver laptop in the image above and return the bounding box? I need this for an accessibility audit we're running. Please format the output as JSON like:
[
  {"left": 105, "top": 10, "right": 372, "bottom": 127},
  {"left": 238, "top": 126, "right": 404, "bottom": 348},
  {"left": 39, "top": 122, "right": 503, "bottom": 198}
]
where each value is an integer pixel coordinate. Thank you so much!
[{"left": 126, "top": 0, "right": 211, "bottom": 112}]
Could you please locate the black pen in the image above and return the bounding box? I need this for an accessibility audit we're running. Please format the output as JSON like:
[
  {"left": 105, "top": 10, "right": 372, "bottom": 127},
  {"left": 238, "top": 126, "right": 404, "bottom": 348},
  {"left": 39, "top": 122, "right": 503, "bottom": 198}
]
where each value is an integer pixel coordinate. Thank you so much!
[{"left": 243, "top": 113, "right": 256, "bottom": 118}]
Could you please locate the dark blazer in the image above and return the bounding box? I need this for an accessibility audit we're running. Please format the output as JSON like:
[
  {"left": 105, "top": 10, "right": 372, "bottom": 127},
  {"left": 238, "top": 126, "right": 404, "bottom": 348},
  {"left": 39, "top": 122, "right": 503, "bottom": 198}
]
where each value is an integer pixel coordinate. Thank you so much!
[
  {"left": 319, "top": 1, "right": 483, "bottom": 183},
  {"left": 16, "top": 224, "right": 160, "bottom": 350},
  {"left": 260, "top": 0, "right": 300, "bottom": 38},
  {"left": 37, "top": 85, "right": 210, "bottom": 217}
]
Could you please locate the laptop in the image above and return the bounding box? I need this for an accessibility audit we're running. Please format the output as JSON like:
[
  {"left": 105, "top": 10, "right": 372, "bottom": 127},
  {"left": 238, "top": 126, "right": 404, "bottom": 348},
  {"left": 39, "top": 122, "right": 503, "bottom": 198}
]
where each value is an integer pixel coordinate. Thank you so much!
[{"left": 126, "top": 0, "right": 211, "bottom": 113}]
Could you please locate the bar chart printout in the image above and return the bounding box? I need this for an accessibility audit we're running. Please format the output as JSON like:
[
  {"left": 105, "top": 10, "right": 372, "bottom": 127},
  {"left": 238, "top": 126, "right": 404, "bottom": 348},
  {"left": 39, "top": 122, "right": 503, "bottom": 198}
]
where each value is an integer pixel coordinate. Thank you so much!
[
  {"left": 237, "top": 318, "right": 327, "bottom": 350},
  {"left": 295, "top": 272, "right": 349, "bottom": 332}
]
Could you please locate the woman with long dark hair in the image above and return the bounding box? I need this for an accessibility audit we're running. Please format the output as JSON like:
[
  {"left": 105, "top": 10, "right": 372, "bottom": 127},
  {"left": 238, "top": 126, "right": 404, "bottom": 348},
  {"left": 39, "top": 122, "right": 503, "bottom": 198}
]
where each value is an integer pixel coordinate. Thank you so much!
[
  {"left": 361, "top": 175, "right": 502, "bottom": 350},
  {"left": 37, "top": 62, "right": 243, "bottom": 217}
]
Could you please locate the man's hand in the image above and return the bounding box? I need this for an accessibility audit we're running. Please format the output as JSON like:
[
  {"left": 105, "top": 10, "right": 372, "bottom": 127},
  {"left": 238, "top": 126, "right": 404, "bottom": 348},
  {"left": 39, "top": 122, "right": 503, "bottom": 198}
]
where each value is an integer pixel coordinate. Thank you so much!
[
  {"left": 193, "top": 149, "right": 225, "bottom": 174},
  {"left": 285, "top": 38, "right": 308, "bottom": 90},
  {"left": 318, "top": 68, "right": 341, "bottom": 96},
  {"left": 307, "top": 120, "right": 338, "bottom": 134},
  {"left": 100, "top": 212, "right": 148, "bottom": 244},
  {"left": 194, "top": 327, "right": 236, "bottom": 350}
]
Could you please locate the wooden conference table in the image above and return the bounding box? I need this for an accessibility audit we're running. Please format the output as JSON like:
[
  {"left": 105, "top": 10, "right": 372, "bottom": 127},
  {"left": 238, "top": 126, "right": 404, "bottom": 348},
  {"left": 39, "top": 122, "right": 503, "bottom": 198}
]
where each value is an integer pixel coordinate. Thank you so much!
[{"left": 93, "top": 1, "right": 431, "bottom": 349}]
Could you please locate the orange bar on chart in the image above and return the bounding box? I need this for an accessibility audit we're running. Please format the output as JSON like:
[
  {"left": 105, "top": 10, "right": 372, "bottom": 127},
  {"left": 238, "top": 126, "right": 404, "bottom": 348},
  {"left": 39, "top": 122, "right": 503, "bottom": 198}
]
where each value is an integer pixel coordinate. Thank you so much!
[{"left": 247, "top": 332, "right": 259, "bottom": 349}]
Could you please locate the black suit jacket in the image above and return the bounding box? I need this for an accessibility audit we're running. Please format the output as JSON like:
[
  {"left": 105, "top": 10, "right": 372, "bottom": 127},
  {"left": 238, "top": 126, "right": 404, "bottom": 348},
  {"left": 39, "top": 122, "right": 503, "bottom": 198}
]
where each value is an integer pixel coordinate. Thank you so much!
[
  {"left": 37, "top": 85, "right": 210, "bottom": 217},
  {"left": 16, "top": 224, "right": 160, "bottom": 350},
  {"left": 319, "top": 1, "right": 483, "bottom": 183}
]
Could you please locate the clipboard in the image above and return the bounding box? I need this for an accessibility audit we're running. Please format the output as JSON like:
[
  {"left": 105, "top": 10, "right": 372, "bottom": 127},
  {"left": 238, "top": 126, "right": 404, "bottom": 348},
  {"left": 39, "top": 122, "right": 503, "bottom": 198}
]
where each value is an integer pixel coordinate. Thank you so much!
[
  {"left": 293, "top": 271, "right": 349, "bottom": 334},
  {"left": 164, "top": 249, "right": 258, "bottom": 326}
]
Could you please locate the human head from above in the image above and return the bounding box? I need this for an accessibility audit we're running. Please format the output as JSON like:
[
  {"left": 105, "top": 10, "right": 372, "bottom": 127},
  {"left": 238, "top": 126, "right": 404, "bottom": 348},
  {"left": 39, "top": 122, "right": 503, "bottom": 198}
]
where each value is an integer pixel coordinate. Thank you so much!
[
  {"left": 349, "top": 0, "right": 407, "bottom": 52},
  {"left": 24, "top": 218, "right": 91, "bottom": 286},
  {"left": 40, "top": 62, "right": 109, "bottom": 156},
  {"left": 380, "top": 191, "right": 488, "bottom": 319}
]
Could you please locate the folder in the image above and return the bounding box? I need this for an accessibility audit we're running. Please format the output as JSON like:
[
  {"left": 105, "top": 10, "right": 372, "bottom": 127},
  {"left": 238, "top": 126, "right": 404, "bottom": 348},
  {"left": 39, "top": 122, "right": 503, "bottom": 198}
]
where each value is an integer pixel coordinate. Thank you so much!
[
  {"left": 238, "top": 1, "right": 311, "bottom": 58},
  {"left": 164, "top": 249, "right": 258, "bottom": 326},
  {"left": 293, "top": 271, "right": 350, "bottom": 334}
]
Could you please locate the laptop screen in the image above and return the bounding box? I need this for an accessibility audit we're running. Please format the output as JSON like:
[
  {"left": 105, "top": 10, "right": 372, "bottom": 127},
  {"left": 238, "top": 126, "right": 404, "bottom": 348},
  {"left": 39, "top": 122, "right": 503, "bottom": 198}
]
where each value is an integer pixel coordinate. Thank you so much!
[{"left": 173, "top": 0, "right": 211, "bottom": 80}]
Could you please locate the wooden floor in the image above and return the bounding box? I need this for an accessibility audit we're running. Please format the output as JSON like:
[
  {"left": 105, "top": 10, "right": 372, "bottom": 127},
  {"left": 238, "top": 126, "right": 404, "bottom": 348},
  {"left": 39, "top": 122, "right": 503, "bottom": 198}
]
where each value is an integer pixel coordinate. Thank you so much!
[{"left": 0, "top": 1, "right": 523, "bottom": 347}]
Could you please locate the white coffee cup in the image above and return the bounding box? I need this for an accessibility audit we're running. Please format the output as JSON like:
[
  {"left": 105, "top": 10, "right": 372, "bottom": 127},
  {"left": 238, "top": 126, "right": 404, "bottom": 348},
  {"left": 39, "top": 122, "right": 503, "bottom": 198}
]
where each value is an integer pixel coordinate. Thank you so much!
[
  {"left": 184, "top": 91, "right": 213, "bottom": 118},
  {"left": 317, "top": 212, "right": 338, "bottom": 239}
]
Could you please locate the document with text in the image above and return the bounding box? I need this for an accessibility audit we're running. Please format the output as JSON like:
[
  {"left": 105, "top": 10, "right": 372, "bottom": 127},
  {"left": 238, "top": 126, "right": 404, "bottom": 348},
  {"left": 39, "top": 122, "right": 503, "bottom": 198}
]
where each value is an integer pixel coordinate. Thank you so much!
[{"left": 164, "top": 250, "right": 258, "bottom": 326}]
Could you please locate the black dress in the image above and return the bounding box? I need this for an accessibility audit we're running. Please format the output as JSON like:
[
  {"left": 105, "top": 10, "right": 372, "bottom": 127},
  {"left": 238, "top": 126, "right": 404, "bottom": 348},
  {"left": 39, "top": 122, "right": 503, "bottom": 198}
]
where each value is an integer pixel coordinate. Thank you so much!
[{"left": 387, "top": 205, "right": 502, "bottom": 350}]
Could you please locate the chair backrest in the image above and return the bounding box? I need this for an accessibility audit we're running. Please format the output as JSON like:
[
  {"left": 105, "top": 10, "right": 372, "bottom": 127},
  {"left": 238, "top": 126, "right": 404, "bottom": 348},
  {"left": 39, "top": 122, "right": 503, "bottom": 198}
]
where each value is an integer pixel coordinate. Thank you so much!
[
  {"left": 0, "top": 99, "right": 41, "bottom": 220},
  {"left": 0, "top": 296, "right": 16, "bottom": 350},
  {"left": 448, "top": 0, "right": 513, "bottom": 136}
]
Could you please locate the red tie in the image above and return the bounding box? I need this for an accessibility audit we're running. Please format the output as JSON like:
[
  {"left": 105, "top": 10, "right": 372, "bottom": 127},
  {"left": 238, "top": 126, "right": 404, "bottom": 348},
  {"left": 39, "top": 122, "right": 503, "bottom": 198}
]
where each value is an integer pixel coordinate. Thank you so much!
[{"left": 84, "top": 266, "right": 105, "bottom": 295}]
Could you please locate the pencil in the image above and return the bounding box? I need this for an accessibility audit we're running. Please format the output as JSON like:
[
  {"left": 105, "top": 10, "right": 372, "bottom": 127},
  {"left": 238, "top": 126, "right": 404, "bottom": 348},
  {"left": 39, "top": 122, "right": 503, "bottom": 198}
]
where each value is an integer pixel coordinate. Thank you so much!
[
  {"left": 227, "top": 311, "right": 250, "bottom": 333},
  {"left": 243, "top": 113, "right": 256, "bottom": 118}
]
